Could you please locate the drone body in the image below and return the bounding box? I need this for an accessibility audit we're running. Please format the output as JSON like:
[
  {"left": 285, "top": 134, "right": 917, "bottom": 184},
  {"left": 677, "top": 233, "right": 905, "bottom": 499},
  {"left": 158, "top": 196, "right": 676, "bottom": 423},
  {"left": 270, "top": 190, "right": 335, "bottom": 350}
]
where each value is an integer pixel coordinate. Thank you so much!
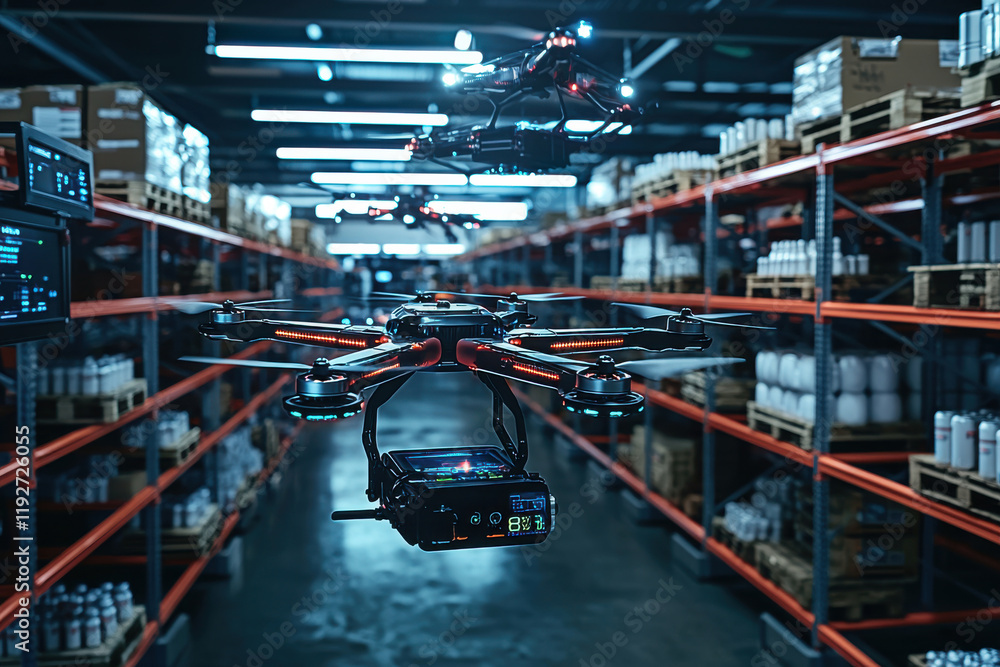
[{"left": 185, "top": 294, "right": 755, "bottom": 551}]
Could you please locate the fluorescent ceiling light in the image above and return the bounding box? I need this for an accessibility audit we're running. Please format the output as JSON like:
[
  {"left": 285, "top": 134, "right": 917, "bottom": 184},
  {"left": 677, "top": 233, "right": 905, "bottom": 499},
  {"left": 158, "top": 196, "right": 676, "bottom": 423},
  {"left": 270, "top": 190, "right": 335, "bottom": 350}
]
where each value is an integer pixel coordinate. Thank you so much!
[
  {"left": 315, "top": 200, "right": 397, "bottom": 218},
  {"left": 312, "top": 172, "right": 468, "bottom": 186},
  {"left": 427, "top": 200, "right": 528, "bottom": 221},
  {"left": 383, "top": 243, "right": 421, "bottom": 255},
  {"left": 423, "top": 244, "right": 466, "bottom": 256},
  {"left": 327, "top": 243, "right": 381, "bottom": 255},
  {"left": 468, "top": 174, "right": 577, "bottom": 188},
  {"left": 215, "top": 44, "right": 483, "bottom": 65},
  {"left": 277, "top": 147, "right": 412, "bottom": 161},
  {"left": 252, "top": 109, "right": 448, "bottom": 126},
  {"left": 454, "top": 30, "right": 473, "bottom": 51}
]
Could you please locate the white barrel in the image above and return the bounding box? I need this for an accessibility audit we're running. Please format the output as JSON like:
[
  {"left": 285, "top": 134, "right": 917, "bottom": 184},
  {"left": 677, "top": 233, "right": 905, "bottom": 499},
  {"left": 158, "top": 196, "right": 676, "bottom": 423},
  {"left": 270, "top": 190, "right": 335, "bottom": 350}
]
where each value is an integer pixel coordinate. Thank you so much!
[
  {"left": 972, "top": 221, "right": 988, "bottom": 262},
  {"left": 989, "top": 221, "right": 1000, "bottom": 262},
  {"left": 979, "top": 420, "right": 1000, "bottom": 479},
  {"left": 934, "top": 410, "right": 955, "bottom": 463},
  {"left": 958, "top": 221, "right": 972, "bottom": 263},
  {"left": 952, "top": 413, "right": 978, "bottom": 470}
]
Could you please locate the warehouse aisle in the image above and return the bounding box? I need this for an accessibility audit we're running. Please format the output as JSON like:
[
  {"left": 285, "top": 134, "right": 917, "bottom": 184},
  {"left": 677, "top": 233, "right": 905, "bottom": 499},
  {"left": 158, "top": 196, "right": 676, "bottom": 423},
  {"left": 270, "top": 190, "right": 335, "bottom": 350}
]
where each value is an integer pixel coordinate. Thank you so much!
[{"left": 187, "top": 373, "right": 761, "bottom": 666}]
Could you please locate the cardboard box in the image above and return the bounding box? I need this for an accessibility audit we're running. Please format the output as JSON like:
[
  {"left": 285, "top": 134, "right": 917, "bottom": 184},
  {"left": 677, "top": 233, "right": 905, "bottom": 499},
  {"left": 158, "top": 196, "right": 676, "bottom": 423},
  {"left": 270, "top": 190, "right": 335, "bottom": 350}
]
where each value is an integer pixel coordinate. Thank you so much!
[
  {"left": 108, "top": 471, "right": 148, "bottom": 501},
  {"left": 86, "top": 83, "right": 183, "bottom": 192},
  {"left": 0, "top": 86, "right": 85, "bottom": 143},
  {"left": 618, "top": 426, "right": 697, "bottom": 502},
  {"left": 792, "top": 37, "right": 961, "bottom": 124}
]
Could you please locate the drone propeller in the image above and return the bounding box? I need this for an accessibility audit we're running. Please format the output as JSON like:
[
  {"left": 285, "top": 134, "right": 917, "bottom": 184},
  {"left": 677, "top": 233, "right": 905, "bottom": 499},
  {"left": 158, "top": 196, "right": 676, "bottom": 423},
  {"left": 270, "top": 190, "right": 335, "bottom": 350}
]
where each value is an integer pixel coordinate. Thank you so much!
[
  {"left": 170, "top": 299, "right": 319, "bottom": 315},
  {"left": 178, "top": 356, "right": 427, "bottom": 374},
  {"left": 611, "top": 302, "right": 774, "bottom": 330},
  {"left": 364, "top": 290, "right": 582, "bottom": 303},
  {"left": 616, "top": 356, "right": 743, "bottom": 381}
]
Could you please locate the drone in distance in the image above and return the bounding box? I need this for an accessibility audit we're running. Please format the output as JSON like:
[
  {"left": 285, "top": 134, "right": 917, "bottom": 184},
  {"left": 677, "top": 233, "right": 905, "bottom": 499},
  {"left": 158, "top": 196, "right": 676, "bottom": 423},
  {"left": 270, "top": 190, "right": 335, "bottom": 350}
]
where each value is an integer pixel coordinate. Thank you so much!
[
  {"left": 408, "top": 22, "right": 641, "bottom": 173},
  {"left": 181, "top": 293, "right": 767, "bottom": 552}
]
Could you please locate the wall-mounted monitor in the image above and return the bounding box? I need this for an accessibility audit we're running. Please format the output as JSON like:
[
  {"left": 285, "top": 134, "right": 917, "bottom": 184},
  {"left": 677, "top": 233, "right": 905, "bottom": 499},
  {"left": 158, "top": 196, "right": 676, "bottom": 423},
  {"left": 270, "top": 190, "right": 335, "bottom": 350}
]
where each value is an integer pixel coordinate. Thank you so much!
[{"left": 0, "top": 216, "right": 71, "bottom": 345}]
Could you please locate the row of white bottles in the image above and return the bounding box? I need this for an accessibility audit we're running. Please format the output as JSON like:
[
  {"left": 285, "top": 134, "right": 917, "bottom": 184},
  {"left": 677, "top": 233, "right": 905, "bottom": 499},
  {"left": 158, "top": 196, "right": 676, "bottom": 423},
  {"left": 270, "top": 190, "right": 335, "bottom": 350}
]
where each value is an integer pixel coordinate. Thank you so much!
[
  {"left": 956, "top": 220, "right": 1000, "bottom": 263},
  {"left": 38, "top": 355, "right": 135, "bottom": 397},
  {"left": 718, "top": 114, "right": 795, "bottom": 155},
  {"left": 633, "top": 151, "right": 715, "bottom": 189},
  {"left": 756, "top": 238, "right": 870, "bottom": 277},
  {"left": 934, "top": 410, "right": 1000, "bottom": 482}
]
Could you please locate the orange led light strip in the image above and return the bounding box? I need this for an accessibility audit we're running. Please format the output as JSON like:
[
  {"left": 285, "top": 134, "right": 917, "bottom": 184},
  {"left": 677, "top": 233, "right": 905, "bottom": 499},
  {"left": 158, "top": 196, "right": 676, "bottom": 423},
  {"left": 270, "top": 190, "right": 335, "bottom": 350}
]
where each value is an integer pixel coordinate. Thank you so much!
[
  {"left": 549, "top": 337, "right": 625, "bottom": 352},
  {"left": 512, "top": 362, "right": 561, "bottom": 382},
  {"left": 275, "top": 329, "right": 386, "bottom": 348},
  {"left": 358, "top": 362, "right": 401, "bottom": 379}
]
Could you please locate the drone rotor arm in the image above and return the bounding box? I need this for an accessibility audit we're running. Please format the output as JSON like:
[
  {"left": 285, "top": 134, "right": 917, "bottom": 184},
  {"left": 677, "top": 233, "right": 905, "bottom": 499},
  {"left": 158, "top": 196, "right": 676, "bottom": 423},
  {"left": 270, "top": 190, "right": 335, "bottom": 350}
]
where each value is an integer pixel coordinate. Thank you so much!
[
  {"left": 456, "top": 339, "right": 585, "bottom": 393},
  {"left": 198, "top": 318, "right": 391, "bottom": 351},
  {"left": 337, "top": 338, "right": 442, "bottom": 391},
  {"left": 505, "top": 327, "right": 712, "bottom": 355}
]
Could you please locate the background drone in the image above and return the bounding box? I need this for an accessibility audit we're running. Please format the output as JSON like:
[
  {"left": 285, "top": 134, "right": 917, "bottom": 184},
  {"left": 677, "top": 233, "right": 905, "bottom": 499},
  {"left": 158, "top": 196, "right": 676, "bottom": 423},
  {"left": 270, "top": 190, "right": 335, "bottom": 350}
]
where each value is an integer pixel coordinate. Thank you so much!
[{"left": 408, "top": 23, "right": 640, "bottom": 173}]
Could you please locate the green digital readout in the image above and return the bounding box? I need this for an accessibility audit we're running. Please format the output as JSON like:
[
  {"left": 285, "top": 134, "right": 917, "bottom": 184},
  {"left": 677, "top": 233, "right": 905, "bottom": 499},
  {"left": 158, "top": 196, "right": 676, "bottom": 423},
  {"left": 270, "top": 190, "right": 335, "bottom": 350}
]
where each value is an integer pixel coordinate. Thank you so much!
[{"left": 507, "top": 514, "right": 546, "bottom": 535}]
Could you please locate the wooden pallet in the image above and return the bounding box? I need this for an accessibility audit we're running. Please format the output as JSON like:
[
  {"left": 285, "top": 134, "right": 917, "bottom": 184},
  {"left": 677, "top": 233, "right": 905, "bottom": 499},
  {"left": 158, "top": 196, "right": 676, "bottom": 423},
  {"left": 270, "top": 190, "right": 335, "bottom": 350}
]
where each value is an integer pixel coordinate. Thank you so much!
[
  {"left": 184, "top": 198, "right": 211, "bottom": 225},
  {"left": 961, "top": 56, "right": 1000, "bottom": 108},
  {"left": 37, "top": 379, "right": 148, "bottom": 425},
  {"left": 122, "top": 505, "right": 222, "bottom": 555},
  {"left": 754, "top": 541, "right": 909, "bottom": 620},
  {"left": 909, "top": 263, "right": 1000, "bottom": 312},
  {"left": 746, "top": 273, "right": 900, "bottom": 302},
  {"left": 681, "top": 371, "right": 753, "bottom": 413},
  {"left": 631, "top": 169, "right": 714, "bottom": 204},
  {"left": 908, "top": 656, "right": 926, "bottom": 667},
  {"left": 96, "top": 179, "right": 185, "bottom": 218},
  {"left": 711, "top": 516, "right": 758, "bottom": 561},
  {"left": 0, "top": 606, "right": 147, "bottom": 667},
  {"left": 746, "top": 401, "right": 924, "bottom": 452},
  {"left": 123, "top": 427, "right": 201, "bottom": 468},
  {"left": 799, "top": 88, "right": 963, "bottom": 154},
  {"left": 715, "top": 139, "right": 800, "bottom": 178},
  {"left": 910, "top": 454, "right": 1000, "bottom": 524}
]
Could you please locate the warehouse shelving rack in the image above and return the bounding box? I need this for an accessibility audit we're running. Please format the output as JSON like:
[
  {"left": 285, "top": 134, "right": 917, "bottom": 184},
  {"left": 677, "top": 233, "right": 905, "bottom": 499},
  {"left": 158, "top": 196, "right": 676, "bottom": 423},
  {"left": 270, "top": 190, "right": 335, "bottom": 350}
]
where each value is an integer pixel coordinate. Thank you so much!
[
  {"left": 456, "top": 101, "right": 1000, "bottom": 666},
  {"left": 2, "top": 186, "right": 342, "bottom": 667}
]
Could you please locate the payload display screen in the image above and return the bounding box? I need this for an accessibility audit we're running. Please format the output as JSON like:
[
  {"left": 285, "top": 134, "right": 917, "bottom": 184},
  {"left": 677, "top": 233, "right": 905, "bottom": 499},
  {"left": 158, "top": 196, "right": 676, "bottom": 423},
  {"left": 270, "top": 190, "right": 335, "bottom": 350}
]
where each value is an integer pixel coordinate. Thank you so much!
[
  {"left": 401, "top": 449, "right": 512, "bottom": 480},
  {"left": 507, "top": 492, "right": 548, "bottom": 537},
  {"left": 26, "top": 140, "right": 91, "bottom": 209},
  {"left": 0, "top": 222, "right": 66, "bottom": 325}
]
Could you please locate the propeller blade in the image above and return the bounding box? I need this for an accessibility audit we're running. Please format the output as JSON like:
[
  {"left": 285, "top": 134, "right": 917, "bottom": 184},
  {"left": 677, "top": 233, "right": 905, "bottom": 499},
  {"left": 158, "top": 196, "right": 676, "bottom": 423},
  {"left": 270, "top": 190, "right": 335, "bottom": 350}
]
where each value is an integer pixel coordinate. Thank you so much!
[
  {"left": 618, "top": 357, "right": 743, "bottom": 381},
  {"left": 520, "top": 294, "right": 584, "bottom": 302},
  {"left": 179, "top": 356, "right": 312, "bottom": 371},
  {"left": 238, "top": 299, "right": 294, "bottom": 307},
  {"left": 611, "top": 302, "right": 679, "bottom": 319},
  {"left": 368, "top": 291, "right": 419, "bottom": 300},
  {"left": 691, "top": 319, "right": 775, "bottom": 330},
  {"left": 696, "top": 312, "right": 753, "bottom": 321},
  {"left": 171, "top": 301, "right": 222, "bottom": 314},
  {"left": 247, "top": 308, "right": 322, "bottom": 314}
]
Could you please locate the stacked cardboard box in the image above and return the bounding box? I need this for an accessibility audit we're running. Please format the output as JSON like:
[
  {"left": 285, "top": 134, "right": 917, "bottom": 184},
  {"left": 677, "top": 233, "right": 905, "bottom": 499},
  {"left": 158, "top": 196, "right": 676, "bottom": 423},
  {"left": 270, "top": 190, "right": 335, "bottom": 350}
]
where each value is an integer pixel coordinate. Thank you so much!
[{"left": 792, "top": 37, "right": 961, "bottom": 126}]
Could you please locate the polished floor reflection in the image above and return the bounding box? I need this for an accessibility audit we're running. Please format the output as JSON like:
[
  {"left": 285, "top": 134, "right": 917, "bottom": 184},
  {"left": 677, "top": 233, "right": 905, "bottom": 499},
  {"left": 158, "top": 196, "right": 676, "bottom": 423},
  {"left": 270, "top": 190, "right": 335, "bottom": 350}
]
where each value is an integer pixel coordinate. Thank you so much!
[{"left": 187, "top": 373, "right": 761, "bottom": 666}]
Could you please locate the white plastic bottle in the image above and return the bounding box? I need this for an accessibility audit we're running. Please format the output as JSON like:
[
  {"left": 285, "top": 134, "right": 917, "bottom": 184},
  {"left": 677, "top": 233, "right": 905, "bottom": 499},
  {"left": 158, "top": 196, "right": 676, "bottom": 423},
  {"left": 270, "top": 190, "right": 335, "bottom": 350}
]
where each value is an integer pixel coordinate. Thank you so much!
[
  {"left": 951, "top": 413, "right": 977, "bottom": 470},
  {"left": 66, "top": 363, "right": 82, "bottom": 395},
  {"left": 97, "top": 359, "right": 114, "bottom": 394},
  {"left": 832, "top": 237, "right": 844, "bottom": 276},
  {"left": 934, "top": 411, "right": 955, "bottom": 464},
  {"left": 82, "top": 357, "right": 99, "bottom": 396},
  {"left": 979, "top": 419, "right": 1000, "bottom": 479}
]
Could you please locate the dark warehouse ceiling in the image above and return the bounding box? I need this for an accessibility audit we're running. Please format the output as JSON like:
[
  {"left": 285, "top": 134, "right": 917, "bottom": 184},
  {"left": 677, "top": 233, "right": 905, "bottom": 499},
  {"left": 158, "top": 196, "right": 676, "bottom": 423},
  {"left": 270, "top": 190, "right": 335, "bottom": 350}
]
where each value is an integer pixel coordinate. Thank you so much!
[{"left": 0, "top": 0, "right": 977, "bottom": 198}]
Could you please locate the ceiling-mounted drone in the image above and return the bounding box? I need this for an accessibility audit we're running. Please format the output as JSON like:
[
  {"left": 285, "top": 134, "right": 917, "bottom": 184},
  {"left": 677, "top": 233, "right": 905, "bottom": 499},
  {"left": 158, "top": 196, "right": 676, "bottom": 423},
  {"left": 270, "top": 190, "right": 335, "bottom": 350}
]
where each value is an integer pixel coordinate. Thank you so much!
[
  {"left": 408, "top": 23, "right": 641, "bottom": 173},
  {"left": 182, "top": 292, "right": 766, "bottom": 551}
]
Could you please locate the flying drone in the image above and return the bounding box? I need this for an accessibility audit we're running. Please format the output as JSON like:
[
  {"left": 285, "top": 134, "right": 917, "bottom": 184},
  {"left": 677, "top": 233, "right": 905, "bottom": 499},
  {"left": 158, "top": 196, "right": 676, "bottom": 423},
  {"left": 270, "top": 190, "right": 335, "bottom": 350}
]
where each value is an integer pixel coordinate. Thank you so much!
[
  {"left": 181, "top": 293, "right": 767, "bottom": 551},
  {"left": 408, "top": 23, "right": 641, "bottom": 173}
]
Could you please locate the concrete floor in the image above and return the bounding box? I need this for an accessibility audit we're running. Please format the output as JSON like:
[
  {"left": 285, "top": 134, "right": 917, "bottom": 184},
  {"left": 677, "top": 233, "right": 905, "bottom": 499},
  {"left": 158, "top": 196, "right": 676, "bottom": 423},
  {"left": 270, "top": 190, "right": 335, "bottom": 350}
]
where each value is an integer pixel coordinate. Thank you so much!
[{"left": 187, "top": 373, "right": 762, "bottom": 666}]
